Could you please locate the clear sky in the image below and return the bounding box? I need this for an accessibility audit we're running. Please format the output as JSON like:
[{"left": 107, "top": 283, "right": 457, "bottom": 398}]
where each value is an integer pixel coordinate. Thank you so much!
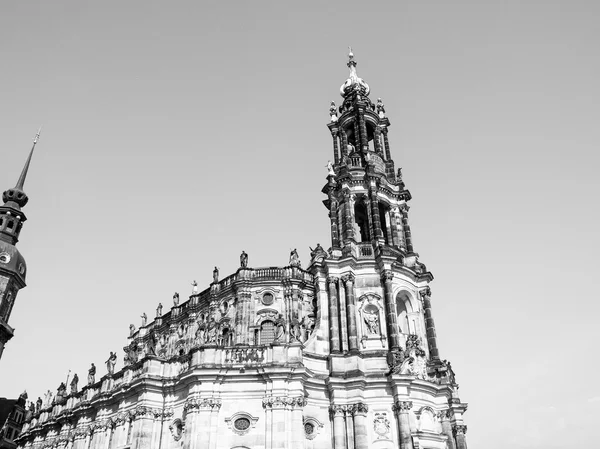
[{"left": 1, "top": 1, "right": 599, "bottom": 447}]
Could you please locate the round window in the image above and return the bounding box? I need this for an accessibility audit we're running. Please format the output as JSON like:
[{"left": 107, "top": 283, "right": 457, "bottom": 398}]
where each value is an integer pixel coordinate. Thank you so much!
[
  {"left": 304, "top": 422, "right": 315, "bottom": 435},
  {"left": 234, "top": 417, "right": 250, "bottom": 431},
  {"left": 0, "top": 253, "right": 10, "bottom": 264},
  {"left": 262, "top": 293, "right": 274, "bottom": 305}
]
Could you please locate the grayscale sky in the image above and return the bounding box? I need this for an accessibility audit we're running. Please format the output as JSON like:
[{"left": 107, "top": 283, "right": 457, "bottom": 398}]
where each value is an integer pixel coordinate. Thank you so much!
[{"left": 1, "top": 1, "right": 599, "bottom": 447}]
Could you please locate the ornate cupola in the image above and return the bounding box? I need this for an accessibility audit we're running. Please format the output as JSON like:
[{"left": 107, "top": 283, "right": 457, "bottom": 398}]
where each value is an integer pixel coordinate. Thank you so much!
[
  {"left": 324, "top": 50, "right": 424, "bottom": 274},
  {"left": 0, "top": 129, "right": 40, "bottom": 361}
]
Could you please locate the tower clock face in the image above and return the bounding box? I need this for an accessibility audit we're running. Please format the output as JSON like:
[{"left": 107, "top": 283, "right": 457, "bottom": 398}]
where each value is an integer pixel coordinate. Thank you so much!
[{"left": 0, "top": 253, "right": 10, "bottom": 264}]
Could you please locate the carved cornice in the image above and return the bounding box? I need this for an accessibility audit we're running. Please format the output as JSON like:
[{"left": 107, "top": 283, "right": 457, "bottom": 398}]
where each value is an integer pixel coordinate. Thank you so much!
[
  {"left": 392, "top": 401, "right": 413, "bottom": 413},
  {"left": 184, "top": 398, "right": 222, "bottom": 411},
  {"left": 262, "top": 396, "right": 306, "bottom": 409}
]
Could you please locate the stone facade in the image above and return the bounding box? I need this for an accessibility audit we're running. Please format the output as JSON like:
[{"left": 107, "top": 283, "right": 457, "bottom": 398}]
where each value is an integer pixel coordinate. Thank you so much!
[{"left": 16, "top": 53, "right": 468, "bottom": 449}]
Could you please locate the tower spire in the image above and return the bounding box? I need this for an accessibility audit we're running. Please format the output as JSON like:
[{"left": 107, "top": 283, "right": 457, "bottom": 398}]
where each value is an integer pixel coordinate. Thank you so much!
[{"left": 15, "top": 127, "right": 41, "bottom": 191}]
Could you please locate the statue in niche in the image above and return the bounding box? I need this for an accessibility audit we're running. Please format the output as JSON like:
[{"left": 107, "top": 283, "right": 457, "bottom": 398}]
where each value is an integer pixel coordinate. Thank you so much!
[
  {"left": 206, "top": 318, "right": 217, "bottom": 344},
  {"left": 140, "top": 313, "right": 147, "bottom": 327},
  {"left": 173, "top": 292, "right": 180, "bottom": 306},
  {"left": 347, "top": 143, "right": 355, "bottom": 153},
  {"left": 191, "top": 280, "right": 198, "bottom": 294},
  {"left": 156, "top": 302, "right": 163, "bottom": 317},
  {"left": 196, "top": 326, "right": 205, "bottom": 345},
  {"left": 129, "top": 324, "right": 135, "bottom": 337},
  {"left": 363, "top": 310, "right": 380, "bottom": 335},
  {"left": 35, "top": 397, "right": 42, "bottom": 413},
  {"left": 213, "top": 267, "right": 219, "bottom": 283},
  {"left": 326, "top": 160, "right": 335, "bottom": 176},
  {"left": 240, "top": 250, "right": 248, "bottom": 268},
  {"left": 70, "top": 374, "right": 79, "bottom": 394},
  {"left": 290, "top": 318, "right": 302, "bottom": 342},
  {"left": 87, "top": 363, "right": 96, "bottom": 385},
  {"left": 289, "top": 248, "right": 301, "bottom": 267},
  {"left": 177, "top": 324, "right": 186, "bottom": 339},
  {"left": 106, "top": 352, "right": 117, "bottom": 376},
  {"left": 275, "top": 315, "right": 286, "bottom": 342}
]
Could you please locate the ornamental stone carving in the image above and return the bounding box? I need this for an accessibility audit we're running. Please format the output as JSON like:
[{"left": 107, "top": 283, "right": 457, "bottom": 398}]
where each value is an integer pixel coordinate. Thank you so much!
[
  {"left": 303, "top": 417, "right": 324, "bottom": 441},
  {"left": 392, "top": 401, "right": 413, "bottom": 413},
  {"left": 262, "top": 396, "right": 306, "bottom": 409},
  {"left": 169, "top": 418, "right": 184, "bottom": 441},
  {"left": 373, "top": 412, "right": 391, "bottom": 440},
  {"left": 453, "top": 424, "right": 467, "bottom": 436},
  {"left": 184, "top": 398, "right": 222, "bottom": 411}
]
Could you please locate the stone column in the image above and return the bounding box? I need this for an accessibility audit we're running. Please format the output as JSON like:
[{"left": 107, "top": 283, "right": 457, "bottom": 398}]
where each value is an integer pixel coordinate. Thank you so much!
[
  {"left": 352, "top": 403, "right": 369, "bottom": 449},
  {"left": 369, "top": 189, "right": 383, "bottom": 241},
  {"left": 341, "top": 275, "right": 358, "bottom": 352},
  {"left": 392, "top": 401, "right": 413, "bottom": 449},
  {"left": 72, "top": 430, "right": 88, "bottom": 449},
  {"left": 357, "top": 107, "right": 368, "bottom": 152},
  {"left": 263, "top": 397, "right": 288, "bottom": 449},
  {"left": 207, "top": 399, "right": 222, "bottom": 449},
  {"left": 374, "top": 127, "right": 382, "bottom": 155},
  {"left": 131, "top": 407, "right": 155, "bottom": 449},
  {"left": 329, "top": 192, "right": 341, "bottom": 249},
  {"left": 332, "top": 130, "right": 340, "bottom": 164},
  {"left": 345, "top": 407, "right": 355, "bottom": 449},
  {"left": 400, "top": 206, "right": 413, "bottom": 253},
  {"left": 440, "top": 411, "right": 457, "bottom": 449},
  {"left": 328, "top": 277, "right": 341, "bottom": 353},
  {"left": 353, "top": 119, "right": 361, "bottom": 153},
  {"left": 381, "top": 271, "right": 400, "bottom": 351},
  {"left": 382, "top": 127, "right": 391, "bottom": 161},
  {"left": 344, "top": 191, "right": 355, "bottom": 242},
  {"left": 419, "top": 288, "right": 440, "bottom": 360},
  {"left": 291, "top": 397, "right": 306, "bottom": 449},
  {"left": 234, "top": 283, "right": 251, "bottom": 345},
  {"left": 453, "top": 425, "right": 467, "bottom": 449},
  {"left": 341, "top": 129, "right": 349, "bottom": 156},
  {"left": 183, "top": 398, "right": 215, "bottom": 449},
  {"left": 329, "top": 405, "right": 347, "bottom": 449},
  {"left": 393, "top": 207, "right": 406, "bottom": 251},
  {"left": 364, "top": 198, "right": 375, "bottom": 243}
]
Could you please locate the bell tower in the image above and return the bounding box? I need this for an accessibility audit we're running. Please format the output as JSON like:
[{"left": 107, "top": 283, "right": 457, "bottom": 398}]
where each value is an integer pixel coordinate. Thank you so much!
[
  {"left": 315, "top": 51, "right": 469, "bottom": 449},
  {"left": 0, "top": 129, "right": 40, "bottom": 361}
]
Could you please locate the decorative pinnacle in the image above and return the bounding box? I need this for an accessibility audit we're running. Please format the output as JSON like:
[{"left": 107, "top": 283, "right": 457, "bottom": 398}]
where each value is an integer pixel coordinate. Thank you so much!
[{"left": 15, "top": 127, "right": 42, "bottom": 191}]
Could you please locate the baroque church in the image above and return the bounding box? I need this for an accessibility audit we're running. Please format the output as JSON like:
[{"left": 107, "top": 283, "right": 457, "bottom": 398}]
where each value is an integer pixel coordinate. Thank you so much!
[{"left": 13, "top": 52, "right": 468, "bottom": 449}]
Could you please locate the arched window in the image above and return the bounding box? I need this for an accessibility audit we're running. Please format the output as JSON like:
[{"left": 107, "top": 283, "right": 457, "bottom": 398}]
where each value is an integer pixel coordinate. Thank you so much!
[
  {"left": 396, "top": 292, "right": 411, "bottom": 334},
  {"left": 260, "top": 321, "right": 276, "bottom": 345},
  {"left": 354, "top": 199, "right": 370, "bottom": 242}
]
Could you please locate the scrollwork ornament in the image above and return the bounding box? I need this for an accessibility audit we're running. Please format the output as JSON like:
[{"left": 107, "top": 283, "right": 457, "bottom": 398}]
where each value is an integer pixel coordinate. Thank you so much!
[{"left": 392, "top": 401, "right": 413, "bottom": 413}]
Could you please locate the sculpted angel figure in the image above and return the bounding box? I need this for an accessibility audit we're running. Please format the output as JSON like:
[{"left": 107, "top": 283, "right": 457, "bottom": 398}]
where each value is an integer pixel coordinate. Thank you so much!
[
  {"left": 289, "top": 248, "right": 301, "bottom": 267},
  {"left": 326, "top": 160, "right": 335, "bottom": 176}
]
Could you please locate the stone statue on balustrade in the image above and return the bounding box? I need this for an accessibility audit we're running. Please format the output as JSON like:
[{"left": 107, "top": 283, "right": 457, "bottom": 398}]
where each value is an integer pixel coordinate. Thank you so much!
[
  {"left": 106, "top": 351, "right": 117, "bottom": 376},
  {"left": 240, "top": 251, "right": 248, "bottom": 268},
  {"left": 87, "top": 363, "right": 96, "bottom": 385},
  {"left": 213, "top": 267, "right": 219, "bottom": 283},
  {"left": 289, "top": 248, "right": 301, "bottom": 267},
  {"left": 70, "top": 374, "right": 79, "bottom": 394},
  {"left": 43, "top": 390, "right": 53, "bottom": 408},
  {"left": 140, "top": 313, "right": 147, "bottom": 327},
  {"left": 129, "top": 324, "right": 136, "bottom": 337},
  {"left": 191, "top": 280, "right": 198, "bottom": 294},
  {"left": 35, "top": 397, "right": 42, "bottom": 413},
  {"left": 156, "top": 302, "right": 163, "bottom": 317},
  {"left": 173, "top": 292, "right": 180, "bottom": 306}
]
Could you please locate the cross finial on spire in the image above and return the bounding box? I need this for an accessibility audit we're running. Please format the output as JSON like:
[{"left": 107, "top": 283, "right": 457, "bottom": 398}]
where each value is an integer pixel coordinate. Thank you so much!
[{"left": 15, "top": 127, "right": 42, "bottom": 191}]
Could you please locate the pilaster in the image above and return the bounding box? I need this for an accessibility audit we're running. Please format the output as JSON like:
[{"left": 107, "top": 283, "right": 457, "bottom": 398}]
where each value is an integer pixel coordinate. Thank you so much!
[
  {"left": 341, "top": 274, "right": 358, "bottom": 352},
  {"left": 392, "top": 401, "right": 413, "bottom": 449},
  {"left": 327, "top": 277, "right": 340, "bottom": 353},
  {"left": 381, "top": 270, "right": 400, "bottom": 351}
]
